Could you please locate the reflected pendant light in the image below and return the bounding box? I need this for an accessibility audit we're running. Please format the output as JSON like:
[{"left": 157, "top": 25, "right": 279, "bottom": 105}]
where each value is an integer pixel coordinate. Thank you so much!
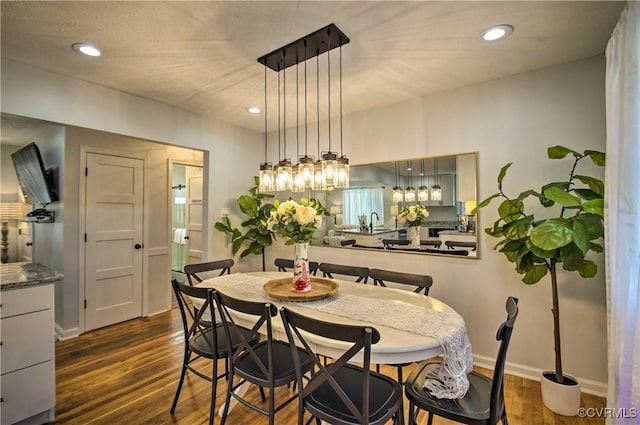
[
  {"left": 392, "top": 161, "right": 404, "bottom": 202},
  {"left": 418, "top": 159, "right": 429, "bottom": 201},
  {"left": 275, "top": 63, "right": 293, "bottom": 191},
  {"left": 321, "top": 29, "right": 337, "bottom": 189},
  {"left": 334, "top": 43, "right": 349, "bottom": 189},
  {"left": 259, "top": 65, "right": 275, "bottom": 192},
  {"left": 292, "top": 59, "right": 306, "bottom": 192},
  {"left": 313, "top": 51, "right": 327, "bottom": 190},
  {"left": 299, "top": 42, "right": 315, "bottom": 188},
  {"left": 431, "top": 157, "right": 442, "bottom": 201},
  {"left": 404, "top": 160, "right": 416, "bottom": 202}
]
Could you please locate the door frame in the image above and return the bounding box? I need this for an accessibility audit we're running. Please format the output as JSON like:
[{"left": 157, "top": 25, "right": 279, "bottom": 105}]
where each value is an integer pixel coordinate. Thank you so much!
[
  {"left": 78, "top": 146, "right": 148, "bottom": 334},
  {"left": 167, "top": 159, "right": 205, "bottom": 273}
]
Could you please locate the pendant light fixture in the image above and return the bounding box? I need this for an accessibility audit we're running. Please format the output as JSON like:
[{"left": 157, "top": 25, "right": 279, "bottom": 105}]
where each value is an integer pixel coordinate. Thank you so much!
[
  {"left": 257, "top": 24, "right": 350, "bottom": 192},
  {"left": 418, "top": 159, "right": 429, "bottom": 201},
  {"left": 392, "top": 161, "right": 404, "bottom": 202},
  {"left": 292, "top": 59, "right": 306, "bottom": 192},
  {"left": 431, "top": 157, "right": 442, "bottom": 201},
  {"left": 404, "top": 161, "right": 416, "bottom": 202},
  {"left": 259, "top": 65, "right": 275, "bottom": 192}
]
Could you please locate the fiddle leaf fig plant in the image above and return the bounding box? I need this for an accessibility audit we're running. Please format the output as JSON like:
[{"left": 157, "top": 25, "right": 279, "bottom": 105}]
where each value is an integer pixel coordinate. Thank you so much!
[
  {"left": 214, "top": 177, "right": 275, "bottom": 271},
  {"left": 472, "top": 145, "right": 605, "bottom": 384}
]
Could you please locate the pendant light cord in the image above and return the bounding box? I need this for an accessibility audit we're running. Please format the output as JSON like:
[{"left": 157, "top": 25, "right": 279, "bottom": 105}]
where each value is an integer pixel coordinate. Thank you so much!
[
  {"left": 277, "top": 65, "right": 281, "bottom": 160},
  {"left": 283, "top": 50, "right": 287, "bottom": 160},
  {"left": 264, "top": 65, "right": 267, "bottom": 163},
  {"left": 316, "top": 51, "right": 320, "bottom": 157},
  {"left": 304, "top": 42, "right": 308, "bottom": 157},
  {"left": 327, "top": 28, "right": 331, "bottom": 153},
  {"left": 296, "top": 59, "right": 300, "bottom": 160},
  {"left": 339, "top": 42, "right": 343, "bottom": 156}
]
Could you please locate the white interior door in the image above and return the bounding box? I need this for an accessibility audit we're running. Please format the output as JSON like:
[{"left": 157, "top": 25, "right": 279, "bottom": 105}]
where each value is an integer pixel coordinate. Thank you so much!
[
  {"left": 18, "top": 221, "right": 33, "bottom": 262},
  {"left": 185, "top": 166, "right": 203, "bottom": 265},
  {"left": 84, "top": 153, "right": 144, "bottom": 331}
]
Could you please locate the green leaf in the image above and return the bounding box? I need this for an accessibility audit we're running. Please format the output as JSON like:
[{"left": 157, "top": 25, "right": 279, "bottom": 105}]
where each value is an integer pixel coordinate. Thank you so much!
[
  {"left": 515, "top": 249, "right": 535, "bottom": 274},
  {"left": 485, "top": 221, "right": 504, "bottom": 237},
  {"left": 530, "top": 218, "right": 573, "bottom": 250},
  {"left": 589, "top": 242, "right": 604, "bottom": 253},
  {"left": 498, "top": 199, "right": 524, "bottom": 223},
  {"left": 560, "top": 243, "right": 584, "bottom": 271},
  {"left": 548, "top": 145, "right": 581, "bottom": 159},
  {"left": 522, "top": 264, "right": 548, "bottom": 284},
  {"left": 472, "top": 193, "right": 500, "bottom": 214},
  {"left": 578, "top": 260, "right": 598, "bottom": 278},
  {"left": 232, "top": 238, "right": 244, "bottom": 255},
  {"left": 543, "top": 186, "right": 582, "bottom": 207},
  {"left": 503, "top": 215, "right": 534, "bottom": 240},
  {"left": 582, "top": 198, "right": 604, "bottom": 216},
  {"left": 574, "top": 175, "right": 604, "bottom": 197},
  {"left": 574, "top": 213, "right": 604, "bottom": 240},
  {"left": 237, "top": 195, "right": 259, "bottom": 217},
  {"left": 573, "top": 189, "right": 601, "bottom": 201},
  {"left": 214, "top": 221, "right": 231, "bottom": 233},
  {"left": 584, "top": 150, "right": 606, "bottom": 166},
  {"left": 500, "top": 240, "right": 525, "bottom": 253},
  {"left": 572, "top": 219, "right": 590, "bottom": 254},
  {"left": 517, "top": 190, "right": 541, "bottom": 201},
  {"left": 497, "top": 163, "right": 513, "bottom": 191},
  {"left": 525, "top": 239, "right": 557, "bottom": 258},
  {"left": 504, "top": 250, "right": 517, "bottom": 263}
]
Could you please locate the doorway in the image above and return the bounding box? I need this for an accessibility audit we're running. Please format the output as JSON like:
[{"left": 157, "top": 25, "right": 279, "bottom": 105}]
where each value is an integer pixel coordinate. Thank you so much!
[{"left": 171, "top": 163, "right": 203, "bottom": 276}]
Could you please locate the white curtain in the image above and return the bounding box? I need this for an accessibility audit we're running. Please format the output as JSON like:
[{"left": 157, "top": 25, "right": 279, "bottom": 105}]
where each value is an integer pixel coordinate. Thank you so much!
[
  {"left": 342, "top": 187, "right": 384, "bottom": 227},
  {"left": 605, "top": 3, "right": 640, "bottom": 422}
]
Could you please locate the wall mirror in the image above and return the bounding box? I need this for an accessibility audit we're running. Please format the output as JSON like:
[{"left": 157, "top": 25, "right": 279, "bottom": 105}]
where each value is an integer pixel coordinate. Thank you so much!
[{"left": 311, "top": 152, "right": 479, "bottom": 258}]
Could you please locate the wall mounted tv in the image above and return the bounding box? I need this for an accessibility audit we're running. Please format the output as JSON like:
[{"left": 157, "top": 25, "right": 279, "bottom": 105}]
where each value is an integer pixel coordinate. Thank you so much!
[{"left": 11, "top": 142, "right": 58, "bottom": 205}]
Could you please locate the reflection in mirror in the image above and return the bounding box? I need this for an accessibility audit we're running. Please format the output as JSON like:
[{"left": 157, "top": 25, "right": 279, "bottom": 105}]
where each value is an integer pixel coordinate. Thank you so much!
[{"left": 311, "top": 153, "right": 478, "bottom": 258}]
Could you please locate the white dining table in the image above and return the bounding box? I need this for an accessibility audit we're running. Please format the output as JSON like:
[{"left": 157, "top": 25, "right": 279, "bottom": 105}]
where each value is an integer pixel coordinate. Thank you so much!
[{"left": 196, "top": 271, "right": 458, "bottom": 365}]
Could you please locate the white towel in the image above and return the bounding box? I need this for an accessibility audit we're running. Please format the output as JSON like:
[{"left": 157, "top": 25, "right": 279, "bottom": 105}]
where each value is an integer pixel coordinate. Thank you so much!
[{"left": 173, "top": 228, "right": 187, "bottom": 244}]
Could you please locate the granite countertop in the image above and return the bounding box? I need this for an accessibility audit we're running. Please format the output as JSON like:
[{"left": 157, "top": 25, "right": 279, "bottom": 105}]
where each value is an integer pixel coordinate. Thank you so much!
[
  {"left": 339, "top": 229, "right": 399, "bottom": 235},
  {"left": 1, "top": 262, "right": 63, "bottom": 290},
  {"left": 439, "top": 230, "right": 476, "bottom": 235}
]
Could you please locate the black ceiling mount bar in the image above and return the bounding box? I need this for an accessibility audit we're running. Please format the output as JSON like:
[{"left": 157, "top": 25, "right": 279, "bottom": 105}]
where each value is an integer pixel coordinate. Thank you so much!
[{"left": 257, "top": 23, "right": 350, "bottom": 72}]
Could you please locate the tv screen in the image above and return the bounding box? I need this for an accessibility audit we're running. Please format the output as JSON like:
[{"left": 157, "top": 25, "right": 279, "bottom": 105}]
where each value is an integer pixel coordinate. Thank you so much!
[{"left": 11, "top": 142, "right": 58, "bottom": 205}]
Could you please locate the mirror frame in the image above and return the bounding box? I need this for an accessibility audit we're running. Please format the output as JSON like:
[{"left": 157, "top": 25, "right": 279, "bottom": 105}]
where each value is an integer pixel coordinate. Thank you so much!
[{"left": 311, "top": 152, "right": 479, "bottom": 259}]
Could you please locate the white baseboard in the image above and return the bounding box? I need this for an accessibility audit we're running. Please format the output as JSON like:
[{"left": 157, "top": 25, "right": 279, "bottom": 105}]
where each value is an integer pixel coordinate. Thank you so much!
[
  {"left": 55, "top": 323, "right": 80, "bottom": 340},
  {"left": 473, "top": 354, "right": 607, "bottom": 398}
]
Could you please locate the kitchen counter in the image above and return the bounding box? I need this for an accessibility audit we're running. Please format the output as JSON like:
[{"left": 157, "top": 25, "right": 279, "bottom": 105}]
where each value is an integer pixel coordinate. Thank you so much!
[
  {"left": 340, "top": 229, "right": 399, "bottom": 235},
  {"left": 0, "top": 261, "right": 64, "bottom": 291},
  {"left": 337, "top": 229, "right": 401, "bottom": 247}
]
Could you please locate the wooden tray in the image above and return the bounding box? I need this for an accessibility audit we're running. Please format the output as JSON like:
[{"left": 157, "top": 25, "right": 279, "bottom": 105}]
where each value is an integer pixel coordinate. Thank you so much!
[{"left": 263, "top": 277, "right": 339, "bottom": 302}]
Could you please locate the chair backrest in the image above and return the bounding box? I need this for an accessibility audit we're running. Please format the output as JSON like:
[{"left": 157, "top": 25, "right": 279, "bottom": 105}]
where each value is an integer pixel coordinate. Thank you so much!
[
  {"left": 171, "top": 278, "right": 217, "bottom": 346},
  {"left": 318, "top": 262, "right": 370, "bottom": 283},
  {"left": 444, "top": 240, "right": 477, "bottom": 251},
  {"left": 340, "top": 239, "right": 356, "bottom": 247},
  {"left": 274, "top": 258, "right": 319, "bottom": 275},
  {"left": 184, "top": 259, "right": 234, "bottom": 285},
  {"left": 369, "top": 268, "right": 434, "bottom": 295},
  {"left": 280, "top": 307, "right": 380, "bottom": 424},
  {"left": 382, "top": 239, "right": 410, "bottom": 249},
  {"left": 420, "top": 239, "right": 442, "bottom": 249},
  {"left": 213, "top": 290, "right": 277, "bottom": 378},
  {"left": 423, "top": 248, "right": 469, "bottom": 256},
  {"left": 489, "top": 296, "right": 519, "bottom": 424}
]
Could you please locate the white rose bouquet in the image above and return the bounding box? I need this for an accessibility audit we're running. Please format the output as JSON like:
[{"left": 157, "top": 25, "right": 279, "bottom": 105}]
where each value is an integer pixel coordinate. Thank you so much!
[
  {"left": 268, "top": 198, "right": 328, "bottom": 244},
  {"left": 398, "top": 204, "right": 429, "bottom": 227}
]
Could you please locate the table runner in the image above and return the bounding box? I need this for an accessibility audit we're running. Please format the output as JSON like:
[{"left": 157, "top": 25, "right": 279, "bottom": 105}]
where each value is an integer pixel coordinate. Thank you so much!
[{"left": 203, "top": 273, "right": 473, "bottom": 399}]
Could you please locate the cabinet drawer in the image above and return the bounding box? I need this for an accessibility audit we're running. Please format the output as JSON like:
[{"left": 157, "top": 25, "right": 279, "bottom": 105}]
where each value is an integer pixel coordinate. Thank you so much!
[
  {"left": 0, "top": 284, "right": 54, "bottom": 319},
  {"left": 1, "top": 309, "right": 54, "bottom": 373},
  {"left": 0, "top": 361, "right": 55, "bottom": 425}
]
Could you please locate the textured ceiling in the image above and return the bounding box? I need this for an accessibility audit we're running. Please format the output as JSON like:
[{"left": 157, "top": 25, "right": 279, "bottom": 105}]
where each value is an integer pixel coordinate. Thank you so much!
[{"left": 0, "top": 1, "right": 626, "bottom": 135}]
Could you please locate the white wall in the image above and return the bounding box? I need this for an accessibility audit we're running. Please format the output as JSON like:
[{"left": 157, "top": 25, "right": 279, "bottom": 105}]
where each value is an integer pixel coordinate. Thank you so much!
[
  {"left": 1, "top": 56, "right": 607, "bottom": 394},
  {"left": 1, "top": 144, "right": 22, "bottom": 262}
]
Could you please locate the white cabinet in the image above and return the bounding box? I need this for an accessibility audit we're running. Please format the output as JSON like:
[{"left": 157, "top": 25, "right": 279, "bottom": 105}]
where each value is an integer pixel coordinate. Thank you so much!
[
  {"left": 0, "top": 284, "right": 55, "bottom": 425},
  {"left": 340, "top": 230, "right": 400, "bottom": 247}
]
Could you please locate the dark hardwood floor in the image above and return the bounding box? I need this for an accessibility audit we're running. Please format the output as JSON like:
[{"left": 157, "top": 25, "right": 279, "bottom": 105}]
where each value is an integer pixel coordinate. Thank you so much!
[{"left": 54, "top": 308, "right": 606, "bottom": 424}]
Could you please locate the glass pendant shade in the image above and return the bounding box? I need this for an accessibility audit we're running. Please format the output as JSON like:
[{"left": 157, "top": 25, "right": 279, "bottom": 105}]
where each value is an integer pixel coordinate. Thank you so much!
[
  {"left": 404, "top": 187, "right": 416, "bottom": 202},
  {"left": 299, "top": 156, "right": 315, "bottom": 188},
  {"left": 276, "top": 159, "right": 293, "bottom": 191},
  {"left": 259, "top": 163, "right": 275, "bottom": 192},
  {"left": 334, "top": 156, "right": 350, "bottom": 189},
  {"left": 418, "top": 185, "right": 429, "bottom": 201},
  {"left": 313, "top": 160, "right": 327, "bottom": 190},
  {"left": 292, "top": 165, "right": 306, "bottom": 192},
  {"left": 321, "top": 152, "right": 338, "bottom": 188},
  {"left": 392, "top": 186, "right": 404, "bottom": 202},
  {"left": 431, "top": 185, "right": 442, "bottom": 201}
]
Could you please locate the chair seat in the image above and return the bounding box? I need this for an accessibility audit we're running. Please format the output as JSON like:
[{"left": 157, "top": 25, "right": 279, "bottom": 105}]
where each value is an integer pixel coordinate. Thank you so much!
[
  {"left": 234, "top": 340, "right": 314, "bottom": 386},
  {"left": 190, "top": 324, "right": 259, "bottom": 358},
  {"left": 405, "top": 361, "right": 495, "bottom": 424},
  {"left": 306, "top": 364, "right": 402, "bottom": 424}
]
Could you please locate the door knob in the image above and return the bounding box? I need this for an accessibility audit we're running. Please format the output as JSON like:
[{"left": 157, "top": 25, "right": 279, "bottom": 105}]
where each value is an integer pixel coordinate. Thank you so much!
[
  {"left": 26, "top": 242, "right": 33, "bottom": 246},
  {"left": 134, "top": 243, "right": 143, "bottom": 249},
  {"left": 184, "top": 236, "right": 189, "bottom": 240}
]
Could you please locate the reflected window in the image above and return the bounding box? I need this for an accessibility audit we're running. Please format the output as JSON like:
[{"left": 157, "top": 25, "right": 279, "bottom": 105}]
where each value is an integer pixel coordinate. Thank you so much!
[{"left": 343, "top": 187, "right": 384, "bottom": 226}]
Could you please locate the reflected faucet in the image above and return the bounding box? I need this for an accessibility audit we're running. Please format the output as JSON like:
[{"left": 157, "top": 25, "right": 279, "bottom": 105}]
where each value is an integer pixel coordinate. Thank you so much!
[{"left": 369, "top": 212, "right": 380, "bottom": 233}]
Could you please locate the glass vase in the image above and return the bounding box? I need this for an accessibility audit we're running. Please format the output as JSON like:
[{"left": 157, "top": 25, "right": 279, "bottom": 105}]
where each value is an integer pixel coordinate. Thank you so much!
[
  {"left": 409, "top": 226, "right": 421, "bottom": 248},
  {"left": 292, "top": 242, "right": 312, "bottom": 292}
]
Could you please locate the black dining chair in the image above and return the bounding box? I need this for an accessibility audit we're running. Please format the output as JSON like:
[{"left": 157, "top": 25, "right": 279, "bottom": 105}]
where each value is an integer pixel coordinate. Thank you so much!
[
  {"left": 341, "top": 239, "right": 357, "bottom": 247},
  {"left": 421, "top": 240, "right": 442, "bottom": 249},
  {"left": 184, "top": 259, "right": 234, "bottom": 285},
  {"left": 424, "top": 248, "right": 469, "bottom": 256},
  {"left": 274, "top": 258, "right": 320, "bottom": 275},
  {"left": 169, "top": 279, "right": 260, "bottom": 425},
  {"left": 214, "top": 291, "right": 314, "bottom": 425},
  {"left": 382, "top": 239, "right": 411, "bottom": 249},
  {"left": 280, "top": 307, "right": 403, "bottom": 425},
  {"left": 369, "top": 268, "right": 434, "bottom": 296},
  {"left": 445, "top": 240, "right": 477, "bottom": 251},
  {"left": 404, "top": 297, "right": 519, "bottom": 425},
  {"left": 319, "top": 262, "right": 370, "bottom": 283}
]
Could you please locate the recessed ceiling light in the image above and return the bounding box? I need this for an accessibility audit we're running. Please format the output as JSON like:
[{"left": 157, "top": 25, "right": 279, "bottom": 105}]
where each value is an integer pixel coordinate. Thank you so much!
[
  {"left": 480, "top": 24, "right": 513, "bottom": 42},
  {"left": 246, "top": 106, "right": 261, "bottom": 114},
  {"left": 72, "top": 43, "right": 101, "bottom": 57}
]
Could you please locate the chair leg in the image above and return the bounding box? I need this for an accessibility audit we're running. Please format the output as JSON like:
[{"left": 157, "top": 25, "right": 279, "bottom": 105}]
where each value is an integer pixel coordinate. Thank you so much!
[
  {"left": 268, "top": 385, "right": 275, "bottom": 425},
  {"left": 502, "top": 410, "right": 509, "bottom": 425},
  {"left": 209, "top": 358, "right": 218, "bottom": 425},
  {"left": 407, "top": 402, "right": 416, "bottom": 425},
  {"left": 259, "top": 386, "right": 266, "bottom": 402},
  {"left": 170, "top": 349, "right": 191, "bottom": 414},
  {"left": 219, "top": 366, "right": 235, "bottom": 425},
  {"left": 427, "top": 412, "right": 434, "bottom": 425}
]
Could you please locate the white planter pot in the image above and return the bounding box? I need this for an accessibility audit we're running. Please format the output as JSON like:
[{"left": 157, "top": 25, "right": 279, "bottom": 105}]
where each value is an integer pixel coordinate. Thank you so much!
[{"left": 540, "top": 371, "right": 581, "bottom": 416}]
